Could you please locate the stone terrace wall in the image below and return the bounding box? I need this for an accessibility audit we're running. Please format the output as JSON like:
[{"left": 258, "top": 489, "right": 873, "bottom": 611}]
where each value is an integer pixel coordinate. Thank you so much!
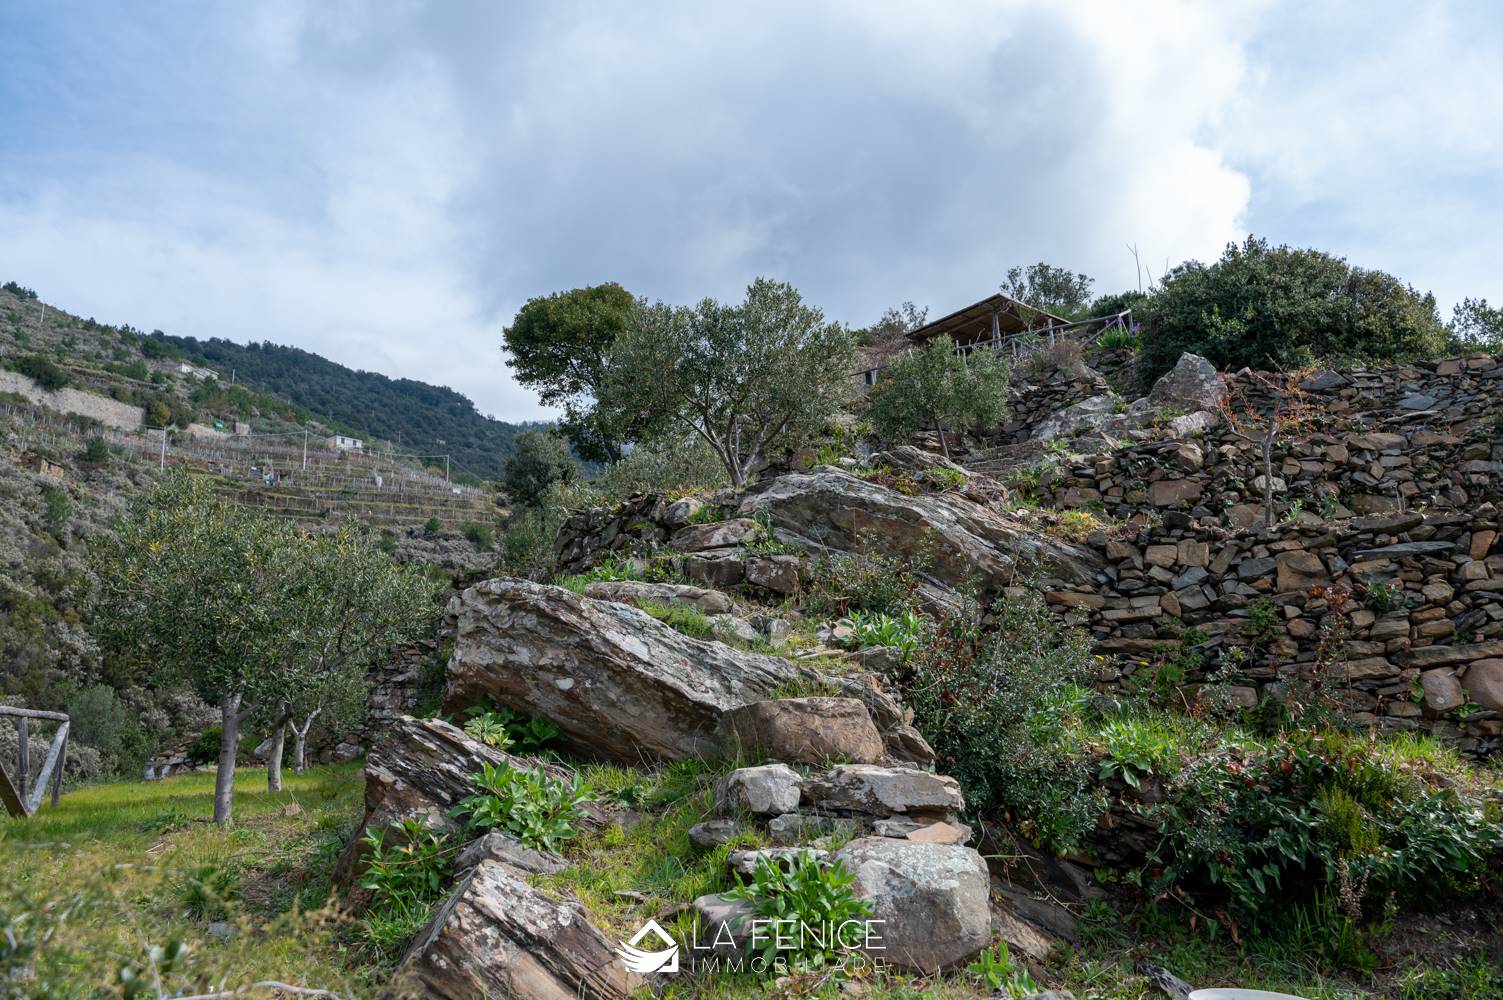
[
  {"left": 1022, "top": 353, "right": 1503, "bottom": 524},
  {"left": 1047, "top": 510, "right": 1503, "bottom": 755},
  {"left": 0, "top": 370, "right": 145, "bottom": 430}
]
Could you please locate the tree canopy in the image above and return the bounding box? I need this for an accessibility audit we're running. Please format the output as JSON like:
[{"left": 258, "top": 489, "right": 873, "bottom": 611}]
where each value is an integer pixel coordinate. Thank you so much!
[
  {"left": 502, "top": 283, "right": 656, "bottom": 462},
  {"left": 603, "top": 279, "right": 855, "bottom": 486},
  {"left": 1002, "top": 263, "right": 1095, "bottom": 320},
  {"left": 1139, "top": 236, "right": 1448, "bottom": 383}
]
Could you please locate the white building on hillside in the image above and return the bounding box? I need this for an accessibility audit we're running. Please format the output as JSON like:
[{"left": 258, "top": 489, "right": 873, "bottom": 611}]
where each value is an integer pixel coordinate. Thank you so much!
[{"left": 326, "top": 434, "right": 363, "bottom": 451}]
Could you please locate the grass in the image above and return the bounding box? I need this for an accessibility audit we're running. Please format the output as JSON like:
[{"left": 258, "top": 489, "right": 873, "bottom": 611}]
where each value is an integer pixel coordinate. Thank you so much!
[{"left": 0, "top": 764, "right": 370, "bottom": 997}]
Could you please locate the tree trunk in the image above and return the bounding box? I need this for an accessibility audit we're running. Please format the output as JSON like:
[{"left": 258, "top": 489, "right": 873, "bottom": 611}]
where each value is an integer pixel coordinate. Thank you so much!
[
  {"left": 935, "top": 420, "right": 951, "bottom": 460},
  {"left": 1261, "top": 431, "right": 1276, "bottom": 531},
  {"left": 214, "top": 694, "right": 244, "bottom": 827},
  {"left": 266, "top": 710, "right": 288, "bottom": 793},
  {"left": 291, "top": 708, "right": 319, "bottom": 774}
]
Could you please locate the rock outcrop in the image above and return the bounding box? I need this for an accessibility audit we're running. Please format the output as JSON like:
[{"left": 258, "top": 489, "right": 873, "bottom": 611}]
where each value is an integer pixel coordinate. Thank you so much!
[
  {"left": 718, "top": 697, "right": 886, "bottom": 765},
  {"left": 385, "top": 859, "right": 643, "bottom": 1000},
  {"left": 737, "top": 468, "right": 1100, "bottom": 590},
  {"left": 446, "top": 578, "right": 934, "bottom": 764}
]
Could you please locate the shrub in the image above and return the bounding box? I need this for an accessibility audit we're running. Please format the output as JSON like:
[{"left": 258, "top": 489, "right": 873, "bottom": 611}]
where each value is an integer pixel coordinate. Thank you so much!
[
  {"left": 1143, "top": 732, "right": 1501, "bottom": 924},
  {"left": 358, "top": 819, "right": 451, "bottom": 960},
  {"left": 804, "top": 549, "right": 921, "bottom": 618},
  {"left": 461, "top": 521, "right": 495, "bottom": 550},
  {"left": 636, "top": 598, "right": 714, "bottom": 640},
  {"left": 866, "top": 335, "right": 1009, "bottom": 460},
  {"left": 2, "top": 280, "right": 38, "bottom": 300},
  {"left": 40, "top": 485, "right": 70, "bottom": 536},
  {"left": 905, "top": 591, "right": 1103, "bottom": 853},
  {"left": 185, "top": 724, "right": 222, "bottom": 766},
  {"left": 1140, "top": 236, "right": 1447, "bottom": 383},
  {"left": 80, "top": 437, "right": 110, "bottom": 464},
  {"left": 501, "top": 507, "right": 560, "bottom": 581},
  {"left": 422, "top": 516, "right": 440, "bottom": 536},
  {"left": 9, "top": 353, "right": 68, "bottom": 391},
  {"left": 725, "top": 852, "right": 874, "bottom": 973},
  {"left": 451, "top": 761, "right": 593, "bottom": 853},
  {"left": 66, "top": 684, "right": 148, "bottom": 777}
]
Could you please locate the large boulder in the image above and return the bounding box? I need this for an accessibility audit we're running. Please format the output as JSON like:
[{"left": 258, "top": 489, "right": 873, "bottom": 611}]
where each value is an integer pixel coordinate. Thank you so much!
[
  {"left": 446, "top": 579, "right": 934, "bottom": 765},
  {"left": 670, "top": 518, "right": 763, "bottom": 551},
  {"left": 714, "top": 763, "right": 803, "bottom": 817},
  {"left": 832, "top": 838, "right": 992, "bottom": 973},
  {"left": 1147, "top": 352, "right": 1225, "bottom": 411},
  {"left": 737, "top": 469, "right": 1100, "bottom": 591},
  {"left": 385, "top": 859, "right": 644, "bottom": 1000},
  {"left": 1032, "top": 394, "right": 1122, "bottom": 442},
  {"left": 718, "top": 697, "right": 886, "bottom": 765}
]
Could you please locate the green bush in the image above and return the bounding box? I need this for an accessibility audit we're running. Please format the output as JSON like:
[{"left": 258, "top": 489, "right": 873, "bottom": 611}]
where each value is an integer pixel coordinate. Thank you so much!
[
  {"left": 40, "top": 485, "right": 70, "bottom": 536},
  {"left": 80, "top": 437, "right": 110, "bottom": 464},
  {"left": 451, "top": 761, "right": 592, "bottom": 853},
  {"left": 1140, "top": 236, "right": 1448, "bottom": 383},
  {"left": 66, "top": 684, "right": 148, "bottom": 778},
  {"left": 461, "top": 521, "right": 495, "bottom": 550},
  {"left": 804, "top": 549, "right": 921, "bottom": 618},
  {"left": 9, "top": 353, "right": 68, "bottom": 390},
  {"left": 905, "top": 591, "right": 1103, "bottom": 853},
  {"left": 1143, "top": 732, "right": 1501, "bottom": 924},
  {"left": 185, "top": 725, "right": 222, "bottom": 766},
  {"left": 501, "top": 507, "right": 561, "bottom": 581},
  {"left": 725, "top": 852, "right": 874, "bottom": 973},
  {"left": 844, "top": 608, "right": 929, "bottom": 661},
  {"left": 357, "top": 819, "right": 451, "bottom": 960}
]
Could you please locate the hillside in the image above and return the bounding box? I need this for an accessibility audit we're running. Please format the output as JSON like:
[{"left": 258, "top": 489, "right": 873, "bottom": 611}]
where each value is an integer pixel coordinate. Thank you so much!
[
  {"left": 0, "top": 283, "right": 531, "bottom": 479},
  {"left": 148, "top": 334, "right": 535, "bottom": 480}
]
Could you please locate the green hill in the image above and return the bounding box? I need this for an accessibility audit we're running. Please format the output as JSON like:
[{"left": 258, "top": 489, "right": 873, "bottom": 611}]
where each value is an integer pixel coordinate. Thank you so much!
[{"left": 148, "top": 334, "right": 533, "bottom": 480}]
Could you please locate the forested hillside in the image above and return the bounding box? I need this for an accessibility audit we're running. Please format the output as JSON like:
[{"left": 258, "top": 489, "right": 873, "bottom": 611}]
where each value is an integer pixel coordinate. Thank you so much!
[{"left": 148, "top": 335, "right": 530, "bottom": 478}]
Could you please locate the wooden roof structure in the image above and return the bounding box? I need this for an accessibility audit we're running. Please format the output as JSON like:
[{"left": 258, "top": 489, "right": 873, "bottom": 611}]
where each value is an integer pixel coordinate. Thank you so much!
[{"left": 904, "top": 292, "right": 1071, "bottom": 348}]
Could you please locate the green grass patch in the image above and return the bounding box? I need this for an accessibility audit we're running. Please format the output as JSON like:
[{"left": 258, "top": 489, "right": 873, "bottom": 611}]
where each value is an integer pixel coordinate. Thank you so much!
[{"left": 0, "top": 764, "right": 370, "bottom": 996}]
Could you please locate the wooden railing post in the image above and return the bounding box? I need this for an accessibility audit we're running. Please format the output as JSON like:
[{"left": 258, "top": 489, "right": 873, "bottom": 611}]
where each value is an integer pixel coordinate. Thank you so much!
[{"left": 17, "top": 715, "right": 28, "bottom": 803}]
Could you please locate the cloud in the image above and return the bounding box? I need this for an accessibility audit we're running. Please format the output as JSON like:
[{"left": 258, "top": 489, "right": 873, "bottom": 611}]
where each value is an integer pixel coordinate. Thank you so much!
[{"left": 0, "top": 1, "right": 1496, "bottom": 422}]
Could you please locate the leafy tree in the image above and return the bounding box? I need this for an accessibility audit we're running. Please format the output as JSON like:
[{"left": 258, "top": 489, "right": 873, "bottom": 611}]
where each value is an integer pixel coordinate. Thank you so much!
[
  {"left": 1450, "top": 297, "right": 1503, "bottom": 348},
  {"left": 92, "top": 475, "right": 292, "bottom": 825},
  {"left": 1002, "top": 263, "right": 1095, "bottom": 319},
  {"left": 262, "top": 524, "right": 433, "bottom": 789},
  {"left": 856, "top": 301, "right": 929, "bottom": 346},
  {"left": 503, "top": 428, "right": 577, "bottom": 508},
  {"left": 502, "top": 283, "right": 655, "bottom": 462},
  {"left": 1140, "top": 236, "right": 1448, "bottom": 383},
  {"left": 866, "top": 335, "right": 1010, "bottom": 459},
  {"left": 604, "top": 279, "right": 855, "bottom": 486},
  {"left": 92, "top": 475, "right": 433, "bottom": 823}
]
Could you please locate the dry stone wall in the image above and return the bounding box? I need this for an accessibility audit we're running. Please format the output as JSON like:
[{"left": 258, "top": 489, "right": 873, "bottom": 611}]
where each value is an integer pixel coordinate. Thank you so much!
[
  {"left": 1046, "top": 509, "right": 1503, "bottom": 755},
  {"left": 0, "top": 370, "right": 145, "bottom": 430},
  {"left": 1022, "top": 353, "right": 1503, "bottom": 525}
]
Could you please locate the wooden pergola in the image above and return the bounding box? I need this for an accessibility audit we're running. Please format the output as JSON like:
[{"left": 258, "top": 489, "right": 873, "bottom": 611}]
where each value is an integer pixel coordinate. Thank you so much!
[{"left": 905, "top": 292, "right": 1071, "bottom": 351}]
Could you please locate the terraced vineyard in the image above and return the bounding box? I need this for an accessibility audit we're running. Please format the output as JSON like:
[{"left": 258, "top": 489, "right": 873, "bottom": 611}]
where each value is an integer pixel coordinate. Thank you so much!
[{"left": 3, "top": 401, "right": 505, "bottom": 531}]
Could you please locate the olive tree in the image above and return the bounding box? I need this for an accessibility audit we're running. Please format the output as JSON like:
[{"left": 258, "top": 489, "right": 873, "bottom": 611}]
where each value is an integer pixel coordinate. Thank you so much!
[
  {"left": 866, "top": 335, "right": 1010, "bottom": 459},
  {"left": 92, "top": 475, "right": 292, "bottom": 825},
  {"left": 603, "top": 279, "right": 855, "bottom": 486},
  {"left": 262, "top": 523, "right": 434, "bottom": 790},
  {"left": 93, "top": 475, "right": 434, "bottom": 823},
  {"left": 503, "top": 428, "right": 577, "bottom": 508}
]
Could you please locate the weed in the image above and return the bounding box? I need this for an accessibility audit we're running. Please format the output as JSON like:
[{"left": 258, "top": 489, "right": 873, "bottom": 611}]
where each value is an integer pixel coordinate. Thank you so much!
[
  {"left": 725, "top": 851, "right": 874, "bottom": 973},
  {"left": 451, "top": 761, "right": 593, "bottom": 853}
]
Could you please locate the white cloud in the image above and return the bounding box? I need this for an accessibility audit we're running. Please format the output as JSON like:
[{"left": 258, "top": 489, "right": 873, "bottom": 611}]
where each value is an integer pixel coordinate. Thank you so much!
[{"left": 1, "top": 0, "right": 1497, "bottom": 423}]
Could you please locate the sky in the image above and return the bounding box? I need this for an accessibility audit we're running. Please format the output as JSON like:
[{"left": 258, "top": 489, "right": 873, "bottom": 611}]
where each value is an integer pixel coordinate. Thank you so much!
[{"left": 1, "top": 1, "right": 1499, "bottom": 422}]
